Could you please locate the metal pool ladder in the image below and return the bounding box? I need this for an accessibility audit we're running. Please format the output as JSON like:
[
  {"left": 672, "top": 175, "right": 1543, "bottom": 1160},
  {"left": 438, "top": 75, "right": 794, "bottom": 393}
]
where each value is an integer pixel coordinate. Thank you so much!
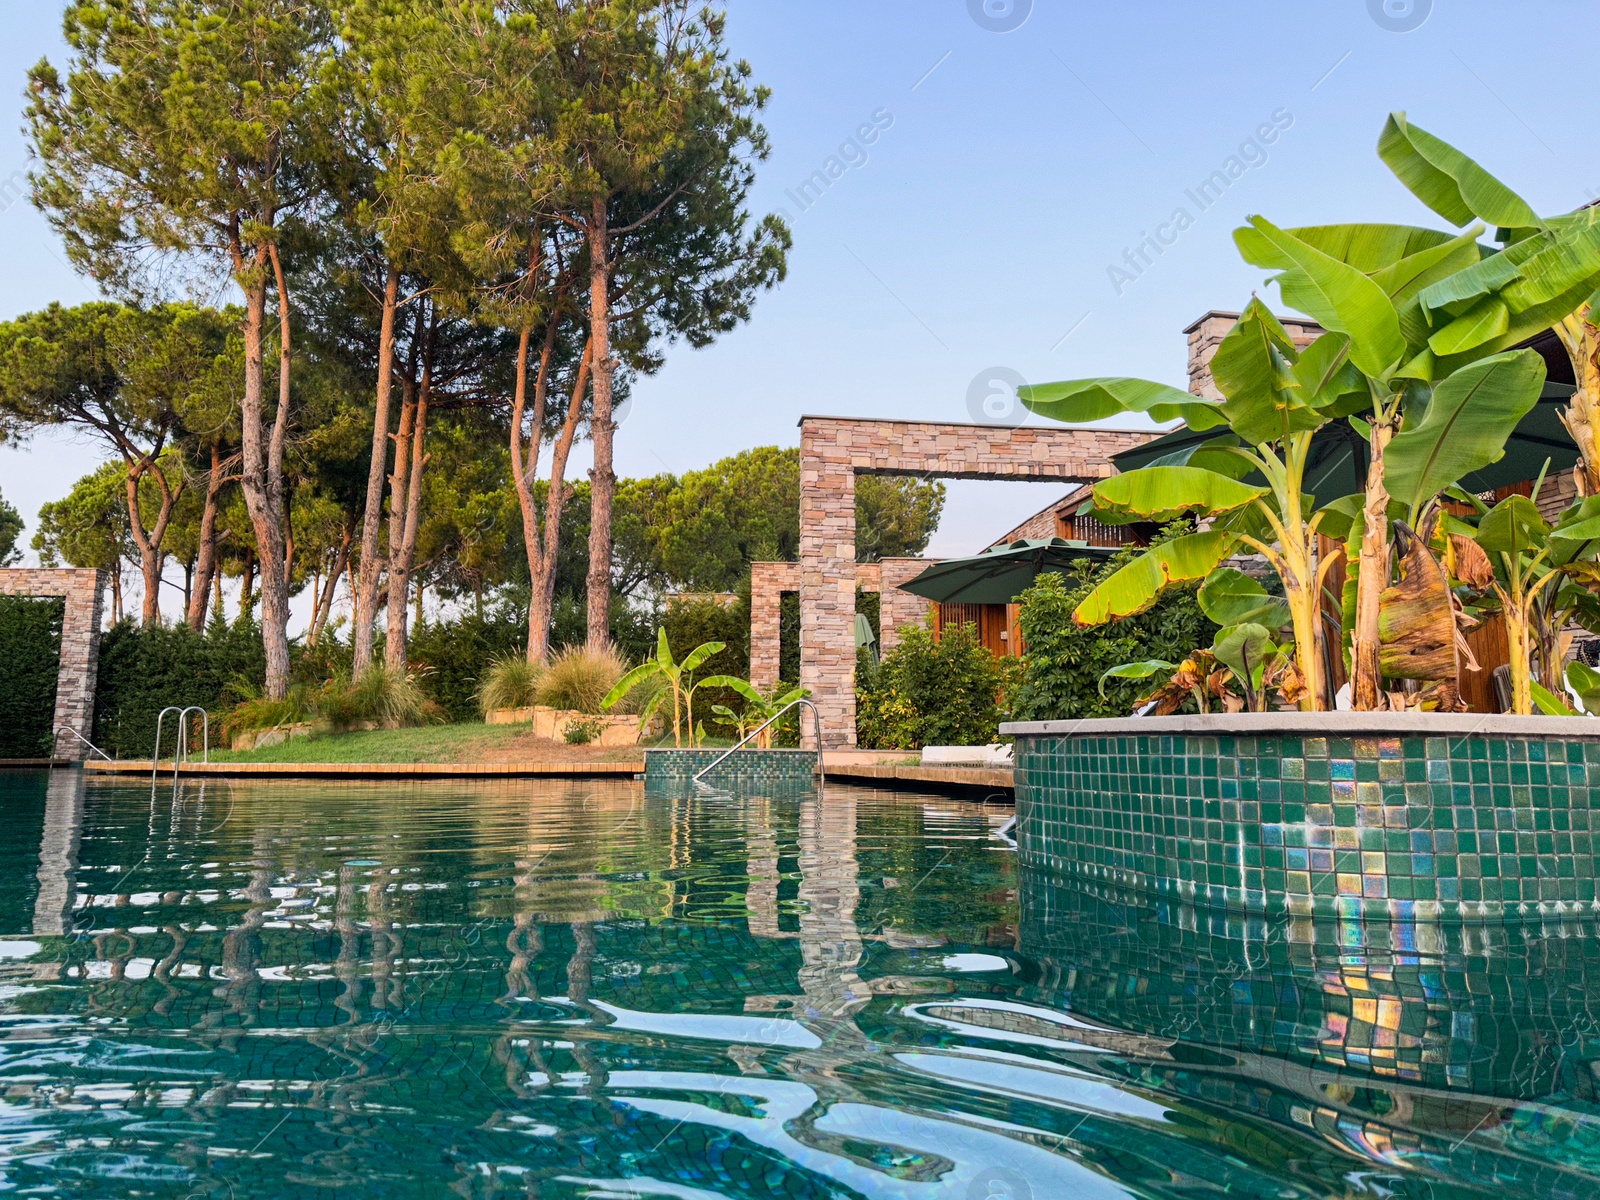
[
  {"left": 151, "top": 706, "right": 210, "bottom": 787},
  {"left": 52, "top": 726, "right": 112, "bottom": 763},
  {"left": 692, "top": 697, "right": 824, "bottom": 788}
]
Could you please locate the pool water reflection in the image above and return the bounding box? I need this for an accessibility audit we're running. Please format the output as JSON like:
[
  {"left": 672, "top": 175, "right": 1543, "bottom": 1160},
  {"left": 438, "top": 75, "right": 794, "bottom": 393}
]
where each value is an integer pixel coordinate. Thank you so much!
[{"left": 0, "top": 770, "right": 1596, "bottom": 1197}]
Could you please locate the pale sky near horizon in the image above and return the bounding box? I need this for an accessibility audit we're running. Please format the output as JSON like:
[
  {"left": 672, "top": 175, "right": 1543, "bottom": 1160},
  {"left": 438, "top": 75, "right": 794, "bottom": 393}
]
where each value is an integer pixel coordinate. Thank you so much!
[{"left": 2, "top": 1, "right": 1597, "bottom": 620}]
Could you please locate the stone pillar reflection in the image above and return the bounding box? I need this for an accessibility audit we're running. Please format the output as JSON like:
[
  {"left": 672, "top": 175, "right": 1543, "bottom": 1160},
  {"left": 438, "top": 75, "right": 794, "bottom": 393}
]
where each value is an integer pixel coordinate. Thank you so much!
[{"left": 33, "top": 767, "right": 85, "bottom": 936}]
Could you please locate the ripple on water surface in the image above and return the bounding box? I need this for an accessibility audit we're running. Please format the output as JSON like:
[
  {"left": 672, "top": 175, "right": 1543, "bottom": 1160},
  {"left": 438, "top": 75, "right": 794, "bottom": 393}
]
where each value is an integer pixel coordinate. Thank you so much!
[{"left": 0, "top": 769, "right": 1596, "bottom": 1197}]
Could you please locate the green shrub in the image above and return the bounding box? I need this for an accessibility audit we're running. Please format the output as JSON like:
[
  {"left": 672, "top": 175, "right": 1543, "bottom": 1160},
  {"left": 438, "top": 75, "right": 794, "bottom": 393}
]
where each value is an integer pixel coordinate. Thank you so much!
[
  {"left": 536, "top": 645, "right": 627, "bottom": 714},
  {"left": 1007, "top": 555, "right": 1216, "bottom": 722},
  {"left": 564, "top": 715, "right": 602, "bottom": 745},
  {"left": 409, "top": 613, "right": 525, "bottom": 722},
  {"left": 0, "top": 596, "right": 64, "bottom": 758},
  {"left": 477, "top": 655, "right": 544, "bottom": 716},
  {"left": 856, "top": 623, "right": 1010, "bottom": 749},
  {"left": 94, "top": 616, "right": 267, "bottom": 757},
  {"left": 316, "top": 665, "right": 443, "bottom": 731}
]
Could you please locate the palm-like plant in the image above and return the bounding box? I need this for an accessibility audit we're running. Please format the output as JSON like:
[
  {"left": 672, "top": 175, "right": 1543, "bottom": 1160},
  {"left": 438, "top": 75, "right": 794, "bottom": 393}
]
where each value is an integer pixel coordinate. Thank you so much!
[
  {"left": 602, "top": 629, "right": 746, "bottom": 747},
  {"left": 711, "top": 682, "right": 809, "bottom": 747},
  {"left": 1019, "top": 111, "right": 1600, "bottom": 712}
]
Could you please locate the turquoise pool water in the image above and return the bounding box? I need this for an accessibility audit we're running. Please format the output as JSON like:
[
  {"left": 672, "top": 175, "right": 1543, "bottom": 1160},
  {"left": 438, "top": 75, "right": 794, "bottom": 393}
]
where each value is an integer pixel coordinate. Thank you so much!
[{"left": 0, "top": 770, "right": 1596, "bottom": 1197}]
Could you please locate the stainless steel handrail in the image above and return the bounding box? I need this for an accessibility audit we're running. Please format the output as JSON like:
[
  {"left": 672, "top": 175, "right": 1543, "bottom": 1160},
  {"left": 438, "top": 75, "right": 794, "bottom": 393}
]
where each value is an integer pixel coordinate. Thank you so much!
[
  {"left": 179, "top": 706, "right": 210, "bottom": 764},
  {"left": 52, "top": 726, "right": 112, "bottom": 762},
  {"left": 692, "top": 697, "right": 823, "bottom": 787},
  {"left": 152, "top": 707, "right": 183, "bottom": 787}
]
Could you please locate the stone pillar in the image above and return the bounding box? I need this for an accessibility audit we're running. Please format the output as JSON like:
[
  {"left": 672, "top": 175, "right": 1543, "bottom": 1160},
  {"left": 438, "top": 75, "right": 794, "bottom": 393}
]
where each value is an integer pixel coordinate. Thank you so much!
[
  {"left": 798, "top": 451, "right": 857, "bottom": 749},
  {"left": 749, "top": 562, "right": 797, "bottom": 692},
  {"left": 54, "top": 571, "right": 106, "bottom": 759},
  {"left": 0, "top": 568, "right": 105, "bottom": 761},
  {"left": 878, "top": 558, "right": 934, "bottom": 656}
]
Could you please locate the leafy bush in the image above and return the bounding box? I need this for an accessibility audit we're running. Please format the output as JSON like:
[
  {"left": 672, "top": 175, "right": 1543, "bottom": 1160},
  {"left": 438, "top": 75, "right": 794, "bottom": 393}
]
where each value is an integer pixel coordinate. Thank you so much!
[
  {"left": 218, "top": 683, "right": 316, "bottom": 743},
  {"left": 537, "top": 645, "right": 627, "bottom": 714},
  {"left": 564, "top": 715, "right": 602, "bottom": 745},
  {"left": 856, "top": 623, "right": 1011, "bottom": 749},
  {"left": 477, "top": 655, "right": 544, "bottom": 716},
  {"left": 94, "top": 616, "right": 267, "bottom": 757},
  {"left": 1006, "top": 555, "right": 1217, "bottom": 722},
  {"left": 409, "top": 612, "right": 525, "bottom": 722},
  {"left": 0, "top": 596, "right": 64, "bottom": 758}
]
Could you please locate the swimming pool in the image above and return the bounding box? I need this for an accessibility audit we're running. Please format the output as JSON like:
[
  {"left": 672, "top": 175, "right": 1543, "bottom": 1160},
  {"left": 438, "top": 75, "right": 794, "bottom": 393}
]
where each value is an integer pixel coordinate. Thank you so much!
[{"left": 0, "top": 769, "right": 1595, "bottom": 1197}]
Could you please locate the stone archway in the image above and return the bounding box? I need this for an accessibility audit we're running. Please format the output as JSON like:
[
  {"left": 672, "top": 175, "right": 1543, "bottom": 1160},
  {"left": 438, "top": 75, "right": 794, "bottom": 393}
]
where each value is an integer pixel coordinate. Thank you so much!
[
  {"left": 795, "top": 417, "right": 1156, "bottom": 747},
  {"left": 0, "top": 569, "right": 106, "bottom": 760}
]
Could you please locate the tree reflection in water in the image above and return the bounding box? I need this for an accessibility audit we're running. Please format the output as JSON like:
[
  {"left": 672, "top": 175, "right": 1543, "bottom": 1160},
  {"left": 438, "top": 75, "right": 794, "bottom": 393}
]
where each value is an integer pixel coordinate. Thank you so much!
[{"left": 0, "top": 770, "right": 1594, "bottom": 1197}]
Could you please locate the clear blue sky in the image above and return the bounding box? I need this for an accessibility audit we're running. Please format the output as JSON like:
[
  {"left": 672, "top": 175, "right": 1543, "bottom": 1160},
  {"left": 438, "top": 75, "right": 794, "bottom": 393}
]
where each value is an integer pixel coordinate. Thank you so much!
[{"left": 2, "top": 0, "right": 1597, "bottom": 565}]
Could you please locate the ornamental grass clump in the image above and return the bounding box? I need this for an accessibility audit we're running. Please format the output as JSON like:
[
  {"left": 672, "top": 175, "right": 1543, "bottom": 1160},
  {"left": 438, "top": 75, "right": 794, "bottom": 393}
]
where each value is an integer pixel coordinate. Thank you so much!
[
  {"left": 317, "top": 665, "right": 443, "bottom": 732},
  {"left": 537, "top": 646, "right": 628, "bottom": 714},
  {"left": 477, "top": 655, "right": 545, "bottom": 716}
]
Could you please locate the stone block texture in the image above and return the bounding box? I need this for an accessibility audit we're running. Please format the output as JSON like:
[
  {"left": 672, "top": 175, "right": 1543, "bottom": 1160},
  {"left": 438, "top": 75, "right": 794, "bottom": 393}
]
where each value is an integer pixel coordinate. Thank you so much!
[
  {"left": 749, "top": 558, "right": 936, "bottom": 692},
  {"left": 0, "top": 569, "right": 106, "bottom": 760},
  {"left": 797, "top": 417, "right": 1155, "bottom": 747}
]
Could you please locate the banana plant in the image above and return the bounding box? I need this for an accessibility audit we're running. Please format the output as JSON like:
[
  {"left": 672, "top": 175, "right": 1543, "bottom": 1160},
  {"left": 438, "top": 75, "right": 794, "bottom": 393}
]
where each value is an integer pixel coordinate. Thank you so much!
[
  {"left": 602, "top": 629, "right": 749, "bottom": 747},
  {"left": 1023, "top": 286, "right": 1544, "bottom": 709},
  {"left": 1451, "top": 483, "right": 1600, "bottom": 714},
  {"left": 710, "top": 681, "right": 809, "bottom": 748},
  {"left": 1374, "top": 114, "right": 1600, "bottom": 497}
]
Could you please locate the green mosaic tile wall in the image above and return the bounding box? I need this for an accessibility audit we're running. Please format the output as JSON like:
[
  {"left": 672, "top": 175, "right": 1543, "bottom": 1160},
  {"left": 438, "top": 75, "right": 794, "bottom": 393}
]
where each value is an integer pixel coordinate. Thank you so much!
[
  {"left": 1014, "top": 731, "right": 1600, "bottom": 921},
  {"left": 644, "top": 748, "right": 818, "bottom": 789}
]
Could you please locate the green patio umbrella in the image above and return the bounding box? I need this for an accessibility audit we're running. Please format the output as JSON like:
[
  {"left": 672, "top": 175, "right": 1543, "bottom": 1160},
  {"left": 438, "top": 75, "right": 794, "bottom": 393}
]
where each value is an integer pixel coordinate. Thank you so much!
[
  {"left": 1110, "top": 382, "right": 1579, "bottom": 501},
  {"left": 899, "top": 537, "right": 1121, "bottom": 605}
]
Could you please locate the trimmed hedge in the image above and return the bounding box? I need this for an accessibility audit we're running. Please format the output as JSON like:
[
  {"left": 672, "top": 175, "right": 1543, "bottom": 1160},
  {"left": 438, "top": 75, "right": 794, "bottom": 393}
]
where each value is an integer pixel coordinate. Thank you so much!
[
  {"left": 0, "top": 596, "right": 64, "bottom": 758},
  {"left": 94, "top": 618, "right": 266, "bottom": 758},
  {"left": 408, "top": 614, "right": 526, "bottom": 723}
]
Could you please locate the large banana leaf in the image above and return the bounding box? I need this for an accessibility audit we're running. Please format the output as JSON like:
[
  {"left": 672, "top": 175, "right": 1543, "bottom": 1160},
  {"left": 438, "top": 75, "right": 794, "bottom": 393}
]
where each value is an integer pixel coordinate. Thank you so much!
[
  {"left": 1234, "top": 222, "right": 1456, "bottom": 271},
  {"left": 1143, "top": 433, "right": 1256, "bottom": 481},
  {"left": 1291, "top": 332, "right": 1369, "bottom": 413},
  {"left": 1548, "top": 497, "right": 1600, "bottom": 566},
  {"left": 1072, "top": 530, "right": 1237, "bottom": 626},
  {"left": 1197, "top": 568, "right": 1292, "bottom": 628},
  {"left": 1018, "top": 377, "right": 1225, "bottom": 429},
  {"left": 1383, "top": 350, "right": 1546, "bottom": 519},
  {"left": 1377, "top": 112, "right": 1543, "bottom": 232},
  {"left": 1475, "top": 492, "right": 1549, "bottom": 558},
  {"left": 1249, "top": 216, "right": 1406, "bottom": 379},
  {"left": 1209, "top": 297, "right": 1320, "bottom": 444},
  {"left": 1370, "top": 227, "right": 1487, "bottom": 305},
  {"left": 1090, "top": 466, "right": 1267, "bottom": 524},
  {"left": 1213, "top": 622, "right": 1277, "bottom": 691},
  {"left": 1427, "top": 296, "right": 1509, "bottom": 355}
]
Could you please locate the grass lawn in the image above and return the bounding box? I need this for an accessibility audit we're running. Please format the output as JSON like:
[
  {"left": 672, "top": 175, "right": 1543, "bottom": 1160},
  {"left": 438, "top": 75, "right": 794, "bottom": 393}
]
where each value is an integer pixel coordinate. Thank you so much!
[{"left": 208, "top": 722, "right": 740, "bottom": 765}]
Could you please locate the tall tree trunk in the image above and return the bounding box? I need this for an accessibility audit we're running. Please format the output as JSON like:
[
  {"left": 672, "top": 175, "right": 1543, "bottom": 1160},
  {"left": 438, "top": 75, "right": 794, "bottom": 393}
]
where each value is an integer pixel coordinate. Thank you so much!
[
  {"left": 383, "top": 379, "right": 418, "bottom": 670},
  {"left": 353, "top": 265, "right": 401, "bottom": 676},
  {"left": 1351, "top": 417, "right": 1395, "bottom": 710},
  {"left": 536, "top": 350, "right": 589, "bottom": 659},
  {"left": 187, "top": 444, "right": 225, "bottom": 630},
  {"left": 211, "top": 565, "right": 224, "bottom": 626},
  {"left": 386, "top": 320, "right": 433, "bottom": 675},
  {"left": 125, "top": 456, "right": 179, "bottom": 628},
  {"left": 510, "top": 321, "right": 544, "bottom": 661},
  {"left": 310, "top": 517, "right": 353, "bottom": 648},
  {"left": 585, "top": 197, "right": 616, "bottom": 649},
  {"left": 110, "top": 566, "right": 122, "bottom": 624},
  {"left": 236, "top": 241, "right": 293, "bottom": 699},
  {"left": 240, "top": 548, "right": 256, "bottom": 619}
]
